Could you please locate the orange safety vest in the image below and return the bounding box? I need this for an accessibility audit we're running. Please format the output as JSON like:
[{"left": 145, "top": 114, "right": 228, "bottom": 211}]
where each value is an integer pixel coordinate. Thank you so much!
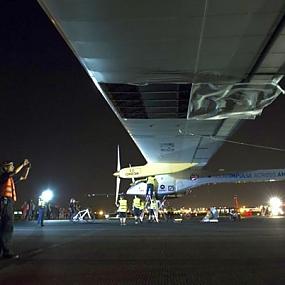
[{"left": 0, "top": 177, "right": 16, "bottom": 202}]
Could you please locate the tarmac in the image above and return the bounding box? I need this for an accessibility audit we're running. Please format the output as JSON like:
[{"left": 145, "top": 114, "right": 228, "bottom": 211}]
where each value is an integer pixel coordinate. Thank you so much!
[{"left": 0, "top": 216, "right": 284, "bottom": 285}]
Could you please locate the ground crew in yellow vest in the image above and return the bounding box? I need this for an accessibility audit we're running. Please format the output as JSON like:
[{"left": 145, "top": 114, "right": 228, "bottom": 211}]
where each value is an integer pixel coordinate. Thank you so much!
[
  {"left": 146, "top": 176, "right": 158, "bottom": 199},
  {"left": 132, "top": 195, "right": 141, "bottom": 224},
  {"left": 0, "top": 159, "right": 30, "bottom": 259},
  {"left": 149, "top": 197, "right": 159, "bottom": 223},
  {"left": 139, "top": 200, "right": 145, "bottom": 222},
  {"left": 117, "top": 195, "right": 128, "bottom": 226},
  {"left": 37, "top": 196, "right": 46, "bottom": 227}
]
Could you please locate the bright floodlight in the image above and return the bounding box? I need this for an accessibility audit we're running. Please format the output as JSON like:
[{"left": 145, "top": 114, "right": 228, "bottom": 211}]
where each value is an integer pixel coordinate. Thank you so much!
[
  {"left": 269, "top": 197, "right": 282, "bottom": 216},
  {"left": 41, "top": 189, "right": 54, "bottom": 203}
]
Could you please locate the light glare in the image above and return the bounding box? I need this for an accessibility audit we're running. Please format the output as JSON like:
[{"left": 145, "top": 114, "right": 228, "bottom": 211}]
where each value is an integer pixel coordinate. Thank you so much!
[
  {"left": 269, "top": 197, "right": 282, "bottom": 216},
  {"left": 41, "top": 189, "right": 54, "bottom": 203}
]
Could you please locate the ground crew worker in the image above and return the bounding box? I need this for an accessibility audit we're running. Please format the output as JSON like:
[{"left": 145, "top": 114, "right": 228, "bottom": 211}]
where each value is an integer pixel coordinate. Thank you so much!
[
  {"left": 149, "top": 197, "right": 159, "bottom": 223},
  {"left": 37, "top": 196, "right": 46, "bottom": 227},
  {"left": 139, "top": 200, "right": 145, "bottom": 222},
  {"left": 146, "top": 176, "right": 157, "bottom": 199},
  {"left": 0, "top": 159, "right": 30, "bottom": 259},
  {"left": 132, "top": 195, "right": 141, "bottom": 224},
  {"left": 117, "top": 195, "right": 128, "bottom": 226}
]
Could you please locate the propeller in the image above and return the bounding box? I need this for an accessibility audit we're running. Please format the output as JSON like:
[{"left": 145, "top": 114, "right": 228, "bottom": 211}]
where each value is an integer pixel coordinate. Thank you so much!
[{"left": 115, "top": 145, "right": 121, "bottom": 205}]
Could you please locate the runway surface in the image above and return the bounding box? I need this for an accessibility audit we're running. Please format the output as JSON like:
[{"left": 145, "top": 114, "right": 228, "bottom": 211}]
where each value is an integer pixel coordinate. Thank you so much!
[{"left": 0, "top": 217, "right": 284, "bottom": 285}]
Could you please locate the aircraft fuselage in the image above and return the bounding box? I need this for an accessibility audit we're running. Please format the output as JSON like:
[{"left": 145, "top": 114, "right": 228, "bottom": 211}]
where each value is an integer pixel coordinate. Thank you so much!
[{"left": 126, "top": 168, "right": 285, "bottom": 197}]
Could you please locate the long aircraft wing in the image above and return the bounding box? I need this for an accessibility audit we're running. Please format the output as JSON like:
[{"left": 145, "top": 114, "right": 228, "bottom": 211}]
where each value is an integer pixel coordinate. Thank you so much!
[{"left": 38, "top": 0, "right": 285, "bottom": 166}]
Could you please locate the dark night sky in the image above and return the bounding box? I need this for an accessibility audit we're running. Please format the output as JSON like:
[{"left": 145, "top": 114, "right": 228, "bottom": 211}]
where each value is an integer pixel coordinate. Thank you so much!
[{"left": 1, "top": 1, "right": 285, "bottom": 211}]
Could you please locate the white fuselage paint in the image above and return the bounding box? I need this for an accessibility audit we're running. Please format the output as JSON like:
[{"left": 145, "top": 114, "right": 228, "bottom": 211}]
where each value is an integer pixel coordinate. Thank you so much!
[{"left": 126, "top": 168, "right": 285, "bottom": 197}]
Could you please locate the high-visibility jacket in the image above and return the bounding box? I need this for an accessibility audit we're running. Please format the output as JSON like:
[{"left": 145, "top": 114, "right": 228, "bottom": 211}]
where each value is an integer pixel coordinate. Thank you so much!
[
  {"left": 150, "top": 199, "right": 158, "bottom": 210},
  {"left": 132, "top": 197, "right": 141, "bottom": 209},
  {"left": 0, "top": 176, "right": 16, "bottom": 202},
  {"left": 118, "top": 199, "right": 127, "bottom": 212},
  {"left": 38, "top": 198, "right": 45, "bottom": 208},
  {"left": 147, "top": 176, "right": 156, "bottom": 185}
]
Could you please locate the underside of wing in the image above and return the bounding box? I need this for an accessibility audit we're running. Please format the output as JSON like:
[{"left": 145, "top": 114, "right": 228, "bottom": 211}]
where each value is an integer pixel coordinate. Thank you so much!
[{"left": 38, "top": 0, "right": 285, "bottom": 166}]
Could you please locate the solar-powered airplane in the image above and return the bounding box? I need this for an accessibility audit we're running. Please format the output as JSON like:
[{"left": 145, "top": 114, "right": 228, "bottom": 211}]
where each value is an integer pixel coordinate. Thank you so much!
[
  {"left": 117, "top": 159, "right": 285, "bottom": 199},
  {"left": 38, "top": 0, "right": 285, "bottom": 202}
]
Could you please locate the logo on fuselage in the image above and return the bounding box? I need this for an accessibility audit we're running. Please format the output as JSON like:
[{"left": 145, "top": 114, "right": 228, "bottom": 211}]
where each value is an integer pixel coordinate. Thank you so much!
[
  {"left": 125, "top": 169, "right": 140, "bottom": 176},
  {"left": 168, "top": 185, "right": 175, "bottom": 192}
]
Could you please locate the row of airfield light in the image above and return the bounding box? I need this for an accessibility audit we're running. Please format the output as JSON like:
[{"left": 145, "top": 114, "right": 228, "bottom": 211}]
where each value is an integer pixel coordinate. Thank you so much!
[
  {"left": 19, "top": 191, "right": 284, "bottom": 217},
  {"left": 101, "top": 196, "right": 284, "bottom": 218},
  {"left": 38, "top": 193, "right": 285, "bottom": 214}
]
